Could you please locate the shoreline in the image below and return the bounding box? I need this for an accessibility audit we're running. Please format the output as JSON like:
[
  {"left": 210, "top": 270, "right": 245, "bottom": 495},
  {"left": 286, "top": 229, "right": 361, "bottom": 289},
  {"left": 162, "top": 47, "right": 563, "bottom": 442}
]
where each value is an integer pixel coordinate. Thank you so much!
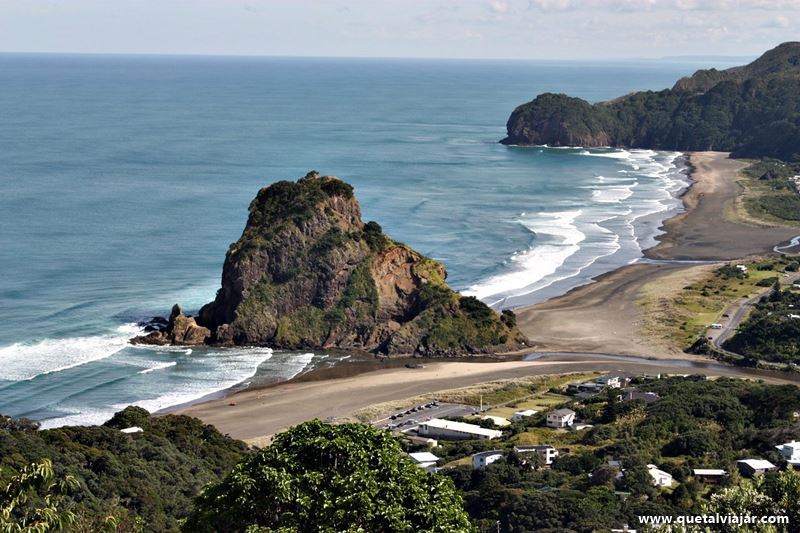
[
  {"left": 474, "top": 149, "right": 691, "bottom": 309},
  {"left": 177, "top": 151, "right": 800, "bottom": 441},
  {"left": 645, "top": 152, "right": 800, "bottom": 260},
  {"left": 179, "top": 352, "right": 800, "bottom": 444}
]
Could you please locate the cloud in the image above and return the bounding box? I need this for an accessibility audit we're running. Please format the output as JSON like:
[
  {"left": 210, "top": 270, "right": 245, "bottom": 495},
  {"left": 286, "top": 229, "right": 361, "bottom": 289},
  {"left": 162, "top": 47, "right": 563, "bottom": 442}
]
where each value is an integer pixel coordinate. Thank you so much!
[
  {"left": 763, "top": 14, "right": 791, "bottom": 28},
  {"left": 488, "top": 0, "right": 510, "bottom": 14},
  {"left": 525, "top": 0, "right": 800, "bottom": 11}
]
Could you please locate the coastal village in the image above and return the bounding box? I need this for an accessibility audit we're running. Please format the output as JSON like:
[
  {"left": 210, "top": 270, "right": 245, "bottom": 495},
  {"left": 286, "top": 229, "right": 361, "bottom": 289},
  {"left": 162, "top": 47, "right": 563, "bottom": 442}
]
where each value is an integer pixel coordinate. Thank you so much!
[{"left": 365, "top": 371, "right": 800, "bottom": 500}]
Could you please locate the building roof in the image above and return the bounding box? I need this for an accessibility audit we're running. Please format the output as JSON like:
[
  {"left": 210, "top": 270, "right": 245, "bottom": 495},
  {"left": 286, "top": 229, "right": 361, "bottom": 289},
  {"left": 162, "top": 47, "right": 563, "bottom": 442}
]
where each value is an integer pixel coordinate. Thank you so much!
[
  {"left": 647, "top": 465, "right": 672, "bottom": 481},
  {"left": 624, "top": 391, "right": 661, "bottom": 404},
  {"left": 513, "top": 409, "right": 538, "bottom": 416},
  {"left": 120, "top": 426, "right": 143, "bottom": 434},
  {"left": 514, "top": 445, "right": 555, "bottom": 452},
  {"left": 575, "top": 392, "right": 599, "bottom": 401},
  {"left": 472, "top": 450, "right": 505, "bottom": 459},
  {"left": 482, "top": 415, "right": 511, "bottom": 427},
  {"left": 421, "top": 418, "right": 503, "bottom": 438},
  {"left": 776, "top": 441, "right": 800, "bottom": 451},
  {"left": 549, "top": 408, "right": 575, "bottom": 417},
  {"left": 693, "top": 469, "right": 727, "bottom": 476},
  {"left": 408, "top": 452, "right": 440, "bottom": 464},
  {"left": 737, "top": 459, "right": 777, "bottom": 470}
]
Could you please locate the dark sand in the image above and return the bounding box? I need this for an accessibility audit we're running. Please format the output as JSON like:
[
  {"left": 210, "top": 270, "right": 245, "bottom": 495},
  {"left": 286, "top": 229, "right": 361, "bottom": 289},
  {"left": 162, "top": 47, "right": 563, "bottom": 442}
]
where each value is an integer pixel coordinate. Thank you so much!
[
  {"left": 179, "top": 151, "right": 800, "bottom": 442},
  {"left": 646, "top": 152, "right": 799, "bottom": 260}
]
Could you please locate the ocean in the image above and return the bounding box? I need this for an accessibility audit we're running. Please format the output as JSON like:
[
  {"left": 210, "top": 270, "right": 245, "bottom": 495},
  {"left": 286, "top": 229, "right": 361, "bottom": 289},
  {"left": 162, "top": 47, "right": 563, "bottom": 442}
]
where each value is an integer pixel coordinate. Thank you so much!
[{"left": 0, "top": 54, "right": 738, "bottom": 427}]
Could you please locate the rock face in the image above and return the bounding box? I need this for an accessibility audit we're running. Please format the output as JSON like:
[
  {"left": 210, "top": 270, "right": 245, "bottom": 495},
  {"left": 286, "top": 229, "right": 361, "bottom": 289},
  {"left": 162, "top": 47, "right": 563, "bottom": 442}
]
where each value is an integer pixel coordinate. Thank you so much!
[
  {"left": 133, "top": 172, "right": 526, "bottom": 356},
  {"left": 502, "top": 93, "right": 613, "bottom": 148},
  {"left": 132, "top": 304, "right": 211, "bottom": 346},
  {"left": 501, "top": 42, "right": 800, "bottom": 161}
]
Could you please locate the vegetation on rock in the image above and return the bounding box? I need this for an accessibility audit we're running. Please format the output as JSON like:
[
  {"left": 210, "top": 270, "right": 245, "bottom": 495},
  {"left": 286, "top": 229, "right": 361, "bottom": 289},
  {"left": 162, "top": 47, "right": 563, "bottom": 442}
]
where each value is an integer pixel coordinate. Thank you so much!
[
  {"left": 153, "top": 171, "right": 528, "bottom": 356},
  {"left": 502, "top": 42, "right": 800, "bottom": 162}
]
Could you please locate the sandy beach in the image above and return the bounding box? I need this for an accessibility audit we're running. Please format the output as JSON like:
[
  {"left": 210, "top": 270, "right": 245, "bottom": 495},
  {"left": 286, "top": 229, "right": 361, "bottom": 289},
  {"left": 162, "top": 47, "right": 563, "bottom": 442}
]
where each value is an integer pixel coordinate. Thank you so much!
[
  {"left": 515, "top": 151, "right": 800, "bottom": 357},
  {"left": 180, "top": 355, "right": 800, "bottom": 443},
  {"left": 179, "top": 151, "right": 800, "bottom": 442},
  {"left": 646, "top": 152, "right": 799, "bottom": 260},
  {"left": 515, "top": 263, "right": 688, "bottom": 358}
]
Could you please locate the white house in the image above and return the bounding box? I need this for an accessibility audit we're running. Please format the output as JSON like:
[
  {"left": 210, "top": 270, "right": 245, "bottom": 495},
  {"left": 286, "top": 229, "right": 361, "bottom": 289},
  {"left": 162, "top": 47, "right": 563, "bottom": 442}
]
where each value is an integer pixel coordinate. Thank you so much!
[
  {"left": 511, "top": 409, "right": 538, "bottom": 422},
  {"left": 513, "top": 445, "right": 559, "bottom": 466},
  {"left": 408, "top": 452, "right": 440, "bottom": 472},
  {"left": 418, "top": 418, "right": 503, "bottom": 440},
  {"left": 120, "top": 426, "right": 143, "bottom": 434},
  {"left": 736, "top": 264, "right": 748, "bottom": 273},
  {"left": 591, "top": 371, "right": 635, "bottom": 390},
  {"left": 472, "top": 450, "right": 505, "bottom": 469},
  {"left": 775, "top": 441, "right": 800, "bottom": 467},
  {"left": 546, "top": 408, "right": 576, "bottom": 428},
  {"left": 596, "top": 374, "right": 622, "bottom": 388},
  {"left": 647, "top": 464, "right": 673, "bottom": 487},
  {"left": 737, "top": 459, "right": 777, "bottom": 477},
  {"left": 481, "top": 415, "right": 511, "bottom": 427}
]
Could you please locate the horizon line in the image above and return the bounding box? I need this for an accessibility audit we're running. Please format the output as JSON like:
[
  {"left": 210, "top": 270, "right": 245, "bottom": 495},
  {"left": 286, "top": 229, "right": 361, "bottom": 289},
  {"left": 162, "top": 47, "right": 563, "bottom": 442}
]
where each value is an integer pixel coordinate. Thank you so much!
[{"left": 0, "top": 50, "right": 757, "bottom": 63}]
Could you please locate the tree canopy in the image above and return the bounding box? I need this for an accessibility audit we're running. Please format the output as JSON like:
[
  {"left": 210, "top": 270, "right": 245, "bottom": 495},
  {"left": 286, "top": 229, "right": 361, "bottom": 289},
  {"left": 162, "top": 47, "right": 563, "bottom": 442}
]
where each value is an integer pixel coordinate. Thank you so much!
[{"left": 182, "top": 420, "right": 474, "bottom": 533}]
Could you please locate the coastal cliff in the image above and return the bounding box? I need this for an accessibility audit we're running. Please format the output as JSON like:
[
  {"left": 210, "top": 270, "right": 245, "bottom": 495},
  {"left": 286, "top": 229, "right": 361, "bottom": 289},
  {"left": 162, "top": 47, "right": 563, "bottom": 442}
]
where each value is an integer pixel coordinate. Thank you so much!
[
  {"left": 134, "top": 172, "right": 526, "bottom": 356},
  {"left": 502, "top": 42, "right": 800, "bottom": 161}
]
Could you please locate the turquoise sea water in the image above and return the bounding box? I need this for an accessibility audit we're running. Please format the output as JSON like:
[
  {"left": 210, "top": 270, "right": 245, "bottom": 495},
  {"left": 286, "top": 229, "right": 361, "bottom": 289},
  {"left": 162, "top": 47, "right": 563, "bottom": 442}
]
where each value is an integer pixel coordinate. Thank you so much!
[{"left": 0, "top": 54, "right": 739, "bottom": 426}]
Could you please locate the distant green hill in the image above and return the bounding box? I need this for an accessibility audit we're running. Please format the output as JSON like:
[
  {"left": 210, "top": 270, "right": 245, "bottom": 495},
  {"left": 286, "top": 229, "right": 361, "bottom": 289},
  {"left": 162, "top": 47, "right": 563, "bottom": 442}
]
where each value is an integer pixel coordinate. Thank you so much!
[{"left": 502, "top": 42, "right": 800, "bottom": 161}]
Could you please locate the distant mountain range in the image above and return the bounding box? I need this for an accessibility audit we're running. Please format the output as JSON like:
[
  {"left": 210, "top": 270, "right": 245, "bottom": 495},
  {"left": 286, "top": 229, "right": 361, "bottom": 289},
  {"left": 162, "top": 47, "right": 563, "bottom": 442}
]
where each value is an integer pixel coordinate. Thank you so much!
[{"left": 502, "top": 42, "right": 800, "bottom": 161}]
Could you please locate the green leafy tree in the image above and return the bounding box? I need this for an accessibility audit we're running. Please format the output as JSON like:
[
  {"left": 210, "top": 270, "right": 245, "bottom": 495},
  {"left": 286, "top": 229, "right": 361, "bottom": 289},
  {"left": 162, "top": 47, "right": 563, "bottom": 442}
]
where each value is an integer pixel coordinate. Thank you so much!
[
  {"left": 701, "top": 477, "right": 782, "bottom": 533},
  {"left": 182, "top": 421, "right": 475, "bottom": 532},
  {"left": 0, "top": 459, "right": 78, "bottom": 532}
]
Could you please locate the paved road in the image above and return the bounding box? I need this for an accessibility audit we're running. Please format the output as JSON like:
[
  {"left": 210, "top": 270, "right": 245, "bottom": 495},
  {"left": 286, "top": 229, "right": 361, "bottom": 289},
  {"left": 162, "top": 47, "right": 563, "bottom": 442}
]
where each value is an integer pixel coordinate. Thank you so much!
[{"left": 709, "top": 272, "right": 800, "bottom": 350}]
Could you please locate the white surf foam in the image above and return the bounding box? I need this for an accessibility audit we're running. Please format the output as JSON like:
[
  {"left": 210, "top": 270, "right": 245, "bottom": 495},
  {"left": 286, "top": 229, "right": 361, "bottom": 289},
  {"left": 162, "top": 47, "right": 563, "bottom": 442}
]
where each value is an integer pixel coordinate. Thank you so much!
[
  {"left": 137, "top": 361, "right": 178, "bottom": 374},
  {"left": 0, "top": 324, "right": 144, "bottom": 381},
  {"left": 467, "top": 148, "right": 687, "bottom": 306},
  {"left": 591, "top": 183, "right": 638, "bottom": 203},
  {"left": 38, "top": 408, "right": 119, "bottom": 430},
  {"left": 464, "top": 210, "right": 585, "bottom": 301},
  {"left": 39, "top": 346, "right": 279, "bottom": 428}
]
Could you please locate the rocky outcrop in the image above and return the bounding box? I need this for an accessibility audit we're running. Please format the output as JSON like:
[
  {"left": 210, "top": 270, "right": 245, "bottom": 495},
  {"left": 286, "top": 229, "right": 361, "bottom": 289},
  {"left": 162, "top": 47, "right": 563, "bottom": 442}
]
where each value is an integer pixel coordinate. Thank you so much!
[
  {"left": 132, "top": 304, "right": 211, "bottom": 346},
  {"left": 501, "top": 42, "right": 800, "bottom": 161},
  {"left": 501, "top": 93, "right": 614, "bottom": 148},
  {"left": 133, "top": 172, "right": 527, "bottom": 356}
]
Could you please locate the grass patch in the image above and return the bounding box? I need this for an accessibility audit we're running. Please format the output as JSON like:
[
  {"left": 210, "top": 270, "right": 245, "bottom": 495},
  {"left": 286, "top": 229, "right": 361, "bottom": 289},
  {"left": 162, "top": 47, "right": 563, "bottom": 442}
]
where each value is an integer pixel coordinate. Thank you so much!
[
  {"left": 639, "top": 258, "right": 796, "bottom": 351},
  {"left": 437, "top": 373, "right": 598, "bottom": 407},
  {"left": 351, "top": 373, "right": 598, "bottom": 423},
  {"left": 483, "top": 393, "right": 572, "bottom": 419},
  {"left": 735, "top": 160, "right": 800, "bottom": 226},
  {"left": 512, "top": 427, "right": 593, "bottom": 455}
]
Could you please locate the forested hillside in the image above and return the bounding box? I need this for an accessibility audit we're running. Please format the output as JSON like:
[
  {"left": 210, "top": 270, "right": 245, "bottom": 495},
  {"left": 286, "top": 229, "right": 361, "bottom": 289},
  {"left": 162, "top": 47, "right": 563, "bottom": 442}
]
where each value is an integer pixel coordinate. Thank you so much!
[
  {"left": 503, "top": 42, "right": 800, "bottom": 161},
  {"left": 0, "top": 407, "right": 247, "bottom": 531}
]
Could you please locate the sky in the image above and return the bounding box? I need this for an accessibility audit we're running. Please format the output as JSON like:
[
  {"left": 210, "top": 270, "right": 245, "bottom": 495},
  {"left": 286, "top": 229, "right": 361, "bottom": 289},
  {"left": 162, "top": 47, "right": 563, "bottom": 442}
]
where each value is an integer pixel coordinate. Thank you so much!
[{"left": 1, "top": 0, "right": 798, "bottom": 60}]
